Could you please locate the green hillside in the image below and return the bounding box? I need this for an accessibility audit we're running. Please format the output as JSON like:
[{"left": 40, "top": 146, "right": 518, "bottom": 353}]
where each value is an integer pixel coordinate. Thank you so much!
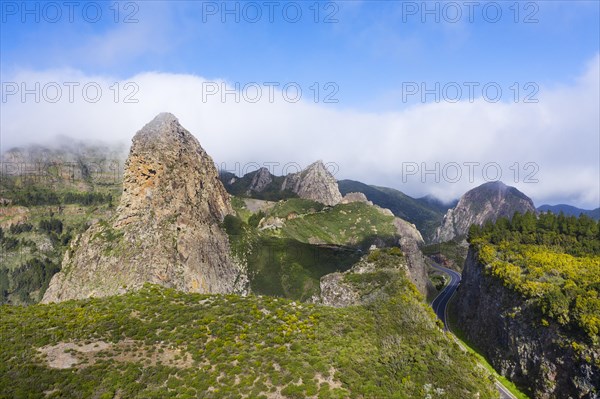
[
  {"left": 226, "top": 198, "right": 398, "bottom": 301},
  {"left": 220, "top": 171, "right": 297, "bottom": 201},
  {"left": 468, "top": 212, "right": 600, "bottom": 342},
  {"left": 337, "top": 180, "right": 447, "bottom": 242},
  {"left": 0, "top": 251, "right": 497, "bottom": 398},
  {"left": 0, "top": 182, "right": 120, "bottom": 305}
]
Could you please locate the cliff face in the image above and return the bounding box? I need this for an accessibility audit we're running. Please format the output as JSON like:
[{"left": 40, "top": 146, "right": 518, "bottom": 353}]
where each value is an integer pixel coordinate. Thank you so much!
[
  {"left": 455, "top": 248, "right": 599, "bottom": 399},
  {"left": 435, "top": 181, "right": 536, "bottom": 243},
  {"left": 392, "top": 217, "right": 435, "bottom": 299},
  {"left": 247, "top": 167, "right": 273, "bottom": 194},
  {"left": 42, "top": 113, "right": 247, "bottom": 303},
  {"left": 1, "top": 141, "right": 125, "bottom": 188}
]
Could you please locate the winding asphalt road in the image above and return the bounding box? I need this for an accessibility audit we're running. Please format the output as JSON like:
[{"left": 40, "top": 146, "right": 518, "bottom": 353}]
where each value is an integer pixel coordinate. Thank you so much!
[
  {"left": 429, "top": 262, "right": 516, "bottom": 399},
  {"left": 430, "top": 263, "right": 462, "bottom": 330}
]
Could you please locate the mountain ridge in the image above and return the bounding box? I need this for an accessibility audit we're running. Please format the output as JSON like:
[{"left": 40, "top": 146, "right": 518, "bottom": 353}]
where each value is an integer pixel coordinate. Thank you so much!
[{"left": 538, "top": 204, "right": 600, "bottom": 220}]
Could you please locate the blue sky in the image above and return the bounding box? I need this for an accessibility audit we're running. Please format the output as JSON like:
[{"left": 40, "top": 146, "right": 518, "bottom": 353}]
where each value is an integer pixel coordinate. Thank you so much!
[
  {"left": 1, "top": 1, "right": 599, "bottom": 207},
  {"left": 2, "top": 1, "right": 598, "bottom": 109}
]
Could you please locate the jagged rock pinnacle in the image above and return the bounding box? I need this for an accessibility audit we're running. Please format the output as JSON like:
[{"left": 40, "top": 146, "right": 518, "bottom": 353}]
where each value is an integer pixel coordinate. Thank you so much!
[{"left": 42, "top": 113, "right": 247, "bottom": 303}]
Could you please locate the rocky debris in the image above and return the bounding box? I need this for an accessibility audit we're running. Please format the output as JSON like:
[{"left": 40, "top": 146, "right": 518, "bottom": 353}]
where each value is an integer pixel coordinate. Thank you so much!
[
  {"left": 434, "top": 181, "right": 536, "bottom": 243},
  {"left": 258, "top": 216, "right": 285, "bottom": 231},
  {"left": 242, "top": 198, "right": 276, "bottom": 213},
  {"left": 455, "top": 248, "right": 599, "bottom": 399},
  {"left": 281, "top": 160, "right": 343, "bottom": 206},
  {"left": 42, "top": 113, "right": 247, "bottom": 303},
  {"left": 340, "top": 192, "right": 373, "bottom": 206}
]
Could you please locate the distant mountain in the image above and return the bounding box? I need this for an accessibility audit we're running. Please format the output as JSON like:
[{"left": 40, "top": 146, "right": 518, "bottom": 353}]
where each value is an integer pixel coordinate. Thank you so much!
[
  {"left": 220, "top": 168, "right": 295, "bottom": 201},
  {"left": 337, "top": 180, "right": 451, "bottom": 242},
  {"left": 537, "top": 204, "right": 600, "bottom": 220},
  {"left": 434, "top": 181, "right": 536, "bottom": 243},
  {"left": 1, "top": 140, "right": 126, "bottom": 189},
  {"left": 221, "top": 161, "right": 342, "bottom": 205}
]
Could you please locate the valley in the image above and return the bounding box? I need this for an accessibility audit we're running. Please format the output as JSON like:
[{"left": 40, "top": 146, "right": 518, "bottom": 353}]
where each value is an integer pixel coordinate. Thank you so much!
[{"left": 1, "top": 114, "right": 598, "bottom": 398}]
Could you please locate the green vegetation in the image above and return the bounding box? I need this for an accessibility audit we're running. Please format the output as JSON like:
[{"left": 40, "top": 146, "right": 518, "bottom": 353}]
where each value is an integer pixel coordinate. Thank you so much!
[
  {"left": 338, "top": 180, "right": 449, "bottom": 241},
  {"left": 279, "top": 202, "right": 397, "bottom": 246},
  {"left": 0, "top": 216, "right": 72, "bottom": 304},
  {"left": 2, "top": 186, "right": 115, "bottom": 207},
  {"left": 0, "top": 256, "right": 496, "bottom": 398},
  {"left": 225, "top": 198, "right": 401, "bottom": 301},
  {"left": 0, "top": 172, "right": 122, "bottom": 304},
  {"left": 422, "top": 239, "right": 469, "bottom": 271},
  {"left": 269, "top": 198, "right": 325, "bottom": 218},
  {"left": 468, "top": 211, "right": 600, "bottom": 342}
]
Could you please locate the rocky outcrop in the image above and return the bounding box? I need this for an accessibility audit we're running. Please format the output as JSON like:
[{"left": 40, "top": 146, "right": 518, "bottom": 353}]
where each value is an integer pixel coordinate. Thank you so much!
[
  {"left": 434, "top": 181, "right": 536, "bottom": 243},
  {"left": 455, "top": 248, "right": 599, "bottom": 398},
  {"left": 392, "top": 217, "right": 434, "bottom": 298},
  {"left": 247, "top": 167, "right": 273, "bottom": 194},
  {"left": 340, "top": 192, "right": 373, "bottom": 206},
  {"left": 316, "top": 210, "right": 434, "bottom": 303},
  {"left": 281, "top": 161, "right": 342, "bottom": 206},
  {"left": 42, "top": 113, "right": 247, "bottom": 303},
  {"left": 317, "top": 251, "right": 409, "bottom": 308}
]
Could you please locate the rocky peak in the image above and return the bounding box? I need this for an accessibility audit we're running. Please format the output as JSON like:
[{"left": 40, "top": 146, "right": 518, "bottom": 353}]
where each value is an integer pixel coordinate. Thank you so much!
[
  {"left": 247, "top": 167, "right": 274, "bottom": 194},
  {"left": 282, "top": 160, "right": 343, "bottom": 206},
  {"left": 42, "top": 113, "right": 246, "bottom": 303},
  {"left": 434, "top": 181, "right": 536, "bottom": 243},
  {"left": 116, "top": 112, "right": 232, "bottom": 227}
]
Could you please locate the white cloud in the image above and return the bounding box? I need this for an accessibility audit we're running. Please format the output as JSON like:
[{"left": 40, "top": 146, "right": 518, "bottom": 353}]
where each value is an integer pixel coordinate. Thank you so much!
[{"left": 1, "top": 55, "right": 598, "bottom": 209}]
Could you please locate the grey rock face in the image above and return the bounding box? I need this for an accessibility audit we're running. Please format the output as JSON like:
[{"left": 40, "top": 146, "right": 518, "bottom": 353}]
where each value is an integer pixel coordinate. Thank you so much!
[
  {"left": 340, "top": 192, "right": 373, "bottom": 206},
  {"left": 247, "top": 167, "right": 273, "bottom": 194},
  {"left": 434, "top": 181, "right": 536, "bottom": 243},
  {"left": 392, "top": 217, "right": 434, "bottom": 298},
  {"left": 281, "top": 160, "right": 342, "bottom": 206},
  {"left": 455, "top": 248, "right": 599, "bottom": 399},
  {"left": 42, "top": 113, "right": 247, "bottom": 303}
]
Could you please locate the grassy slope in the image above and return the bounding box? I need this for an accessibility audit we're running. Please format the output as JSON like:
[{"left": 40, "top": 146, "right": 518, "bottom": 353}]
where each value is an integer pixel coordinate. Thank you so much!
[
  {"left": 228, "top": 198, "right": 398, "bottom": 301},
  {"left": 278, "top": 202, "right": 397, "bottom": 246},
  {"left": 337, "top": 180, "right": 445, "bottom": 242},
  {"left": 1, "top": 256, "right": 496, "bottom": 398}
]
